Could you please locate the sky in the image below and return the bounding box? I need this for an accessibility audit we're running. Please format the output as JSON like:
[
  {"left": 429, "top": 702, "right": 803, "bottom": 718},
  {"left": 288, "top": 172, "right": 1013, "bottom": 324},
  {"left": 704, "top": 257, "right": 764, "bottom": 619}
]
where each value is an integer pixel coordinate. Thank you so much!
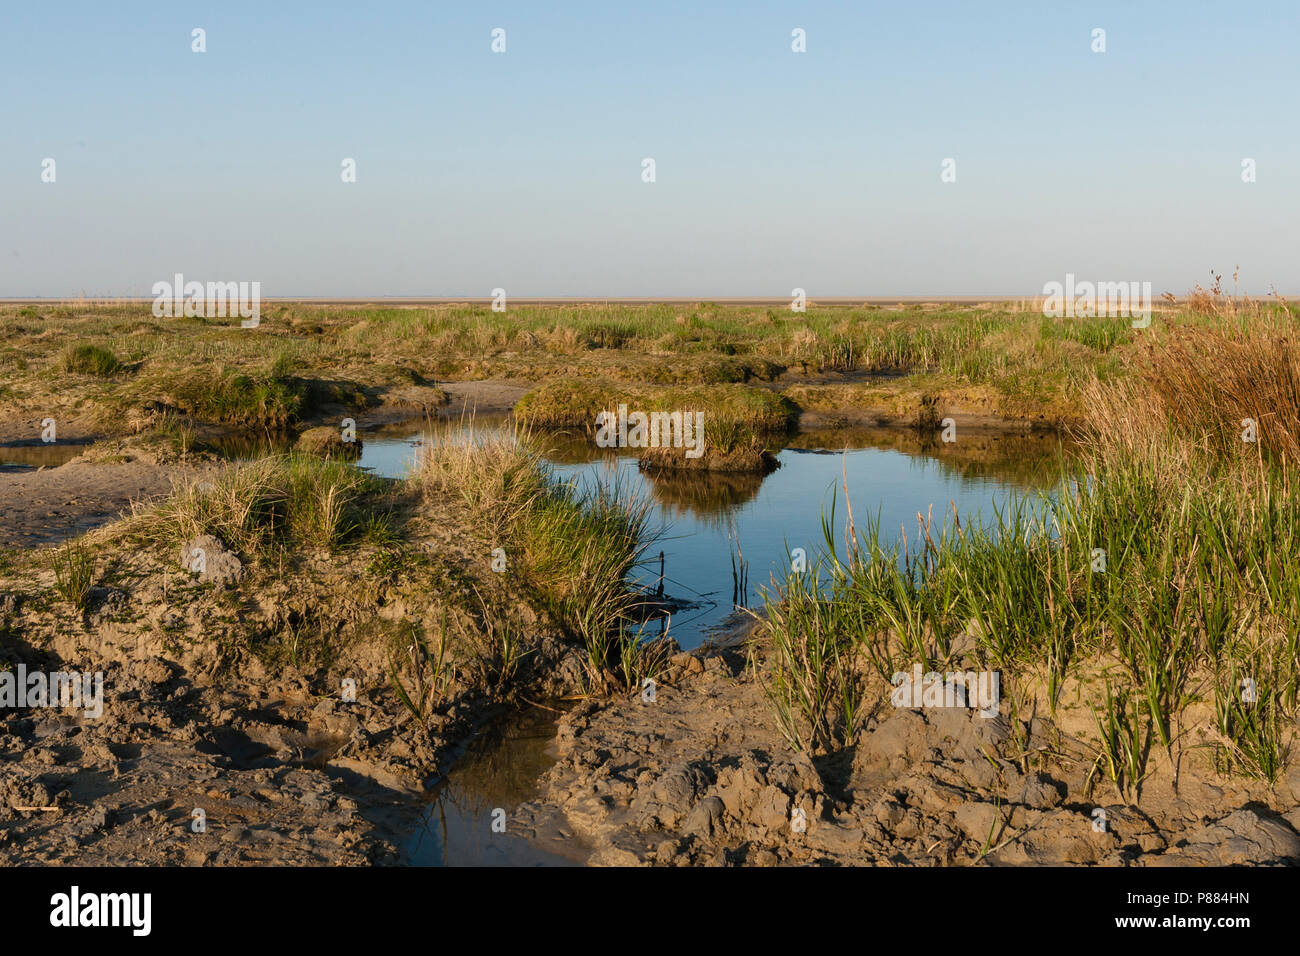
[{"left": 2, "top": 1, "right": 1297, "bottom": 297}]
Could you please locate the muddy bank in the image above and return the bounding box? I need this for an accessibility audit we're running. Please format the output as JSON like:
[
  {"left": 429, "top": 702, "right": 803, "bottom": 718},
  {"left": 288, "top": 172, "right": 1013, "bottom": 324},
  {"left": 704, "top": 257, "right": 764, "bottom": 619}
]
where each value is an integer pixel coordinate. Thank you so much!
[
  {"left": 514, "top": 627, "right": 1300, "bottom": 866},
  {"left": 0, "top": 643, "right": 586, "bottom": 865},
  {"left": 797, "top": 408, "right": 1054, "bottom": 434},
  {"left": 0, "top": 622, "right": 583, "bottom": 867},
  {"left": 0, "top": 451, "right": 600, "bottom": 865},
  {"left": 439, "top": 380, "right": 530, "bottom": 417},
  {"left": 1, "top": 656, "right": 404, "bottom": 865},
  {"left": 327, "top": 379, "right": 528, "bottom": 428}
]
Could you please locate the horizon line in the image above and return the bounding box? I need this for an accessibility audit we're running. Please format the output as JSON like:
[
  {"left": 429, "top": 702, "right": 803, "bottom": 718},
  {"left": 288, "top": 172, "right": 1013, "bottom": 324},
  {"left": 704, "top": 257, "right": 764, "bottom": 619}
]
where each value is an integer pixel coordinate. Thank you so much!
[{"left": 1, "top": 294, "right": 1277, "bottom": 306}]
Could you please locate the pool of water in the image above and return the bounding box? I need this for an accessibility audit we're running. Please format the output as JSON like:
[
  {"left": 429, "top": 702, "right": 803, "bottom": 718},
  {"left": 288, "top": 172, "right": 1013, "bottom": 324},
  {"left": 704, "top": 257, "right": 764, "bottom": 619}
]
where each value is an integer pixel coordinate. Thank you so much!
[
  {"left": 0, "top": 441, "right": 91, "bottom": 469},
  {"left": 356, "top": 419, "right": 1066, "bottom": 650},
  {"left": 380, "top": 418, "right": 1067, "bottom": 865}
]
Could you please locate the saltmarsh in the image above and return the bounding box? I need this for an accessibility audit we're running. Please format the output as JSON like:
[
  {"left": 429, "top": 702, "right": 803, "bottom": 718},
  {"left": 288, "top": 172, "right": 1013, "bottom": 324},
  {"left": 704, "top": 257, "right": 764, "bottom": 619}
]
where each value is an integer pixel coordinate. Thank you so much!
[
  {"left": 5, "top": 292, "right": 1300, "bottom": 799},
  {"left": 7, "top": 297, "right": 1293, "bottom": 439}
]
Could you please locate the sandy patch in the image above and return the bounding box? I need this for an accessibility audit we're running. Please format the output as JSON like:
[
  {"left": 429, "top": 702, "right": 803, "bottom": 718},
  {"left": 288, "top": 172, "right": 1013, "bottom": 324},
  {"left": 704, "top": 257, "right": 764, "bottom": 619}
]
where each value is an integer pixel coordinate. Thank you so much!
[{"left": 0, "top": 457, "right": 212, "bottom": 549}]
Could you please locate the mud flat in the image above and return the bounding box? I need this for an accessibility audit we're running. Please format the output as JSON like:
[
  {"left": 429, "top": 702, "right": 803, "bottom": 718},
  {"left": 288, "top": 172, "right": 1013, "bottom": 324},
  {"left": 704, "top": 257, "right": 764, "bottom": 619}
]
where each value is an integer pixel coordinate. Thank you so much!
[
  {"left": 0, "top": 448, "right": 217, "bottom": 549},
  {"left": 515, "top": 623, "right": 1300, "bottom": 867}
]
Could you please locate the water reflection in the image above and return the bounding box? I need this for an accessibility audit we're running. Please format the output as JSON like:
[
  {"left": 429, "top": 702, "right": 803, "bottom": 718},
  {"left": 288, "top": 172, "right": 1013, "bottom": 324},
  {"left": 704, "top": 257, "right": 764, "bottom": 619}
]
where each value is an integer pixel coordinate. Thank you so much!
[
  {"left": 200, "top": 415, "right": 1073, "bottom": 648},
  {"left": 403, "top": 705, "right": 584, "bottom": 867},
  {"left": 782, "top": 426, "right": 1075, "bottom": 491},
  {"left": 0, "top": 441, "right": 91, "bottom": 469},
  {"left": 644, "top": 469, "right": 768, "bottom": 523}
]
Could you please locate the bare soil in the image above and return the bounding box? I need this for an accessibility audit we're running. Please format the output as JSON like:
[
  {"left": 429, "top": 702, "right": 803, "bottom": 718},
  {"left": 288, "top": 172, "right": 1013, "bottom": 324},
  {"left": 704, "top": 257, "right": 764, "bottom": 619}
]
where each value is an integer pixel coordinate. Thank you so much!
[
  {"left": 514, "top": 623, "right": 1300, "bottom": 866},
  {"left": 0, "top": 455, "right": 213, "bottom": 550}
]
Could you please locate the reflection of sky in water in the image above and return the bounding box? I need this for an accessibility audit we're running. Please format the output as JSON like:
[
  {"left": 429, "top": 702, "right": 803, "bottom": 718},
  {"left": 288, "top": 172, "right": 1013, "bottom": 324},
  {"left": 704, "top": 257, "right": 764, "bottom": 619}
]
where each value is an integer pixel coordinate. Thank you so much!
[{"left": 358, "top": 426, "right": 1048, "bottom": 651}]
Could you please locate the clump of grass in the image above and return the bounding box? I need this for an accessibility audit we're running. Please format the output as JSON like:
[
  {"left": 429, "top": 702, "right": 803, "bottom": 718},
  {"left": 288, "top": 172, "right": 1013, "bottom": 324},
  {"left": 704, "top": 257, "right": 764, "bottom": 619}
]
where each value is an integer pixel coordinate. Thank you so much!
[
  {"left": 360, "top": 510, "right": 402, "bottom": 547},
  {"left": 282, "top": 455, "right": 380, "bottom": 548},
  {"left": 388, "top": 616, "right": 452, "bottom": 731},
  {"left": 129, "top": 454, "right": 388, "bottom": 555},
  {"left": 416, "top": 420, "right": 553, "bottom": 538},
  {"left": 617, "top": 631, "right": 673, "bottom": 697},
  {"left": 515, "top": 379, "right": 799, "bottom": 436},
  {"left": 517, "top": 379, "right": 797, "bottom": 474},
  {"left": 753, "top": 562, "right": 870, "bottom": 754},
  {"left": 294, "top": 425, "right": 362, "bottom": 461},
  {"left": 638, "top": 445, "right": 779, "bottom": 475},
  {"left": 417, "top": 421, "right": 657, "bottom": 690},
  {"left": 149, "top": 411, "right": 197, "bottom": 456},
  {"left": 60, "top": 344, "right": 122, "bottom": 377},
  {"left": 1132, "top": 324, "right": 1300, "bottom": 462},
  {"left": 152, "top": 360, "right": 306, "bottom": 428},
  {"left": 1090, "top": 685, "right": 1150, "bottom": 804},
  {"left": 1214, "top": 650, "right": 1294, "bottom": 782},
  {"left": 521, "top": 477, "right": 655, "bottom": 687},
  {"left": 51, "top": 541, "right": 96, "bottom": 610}
]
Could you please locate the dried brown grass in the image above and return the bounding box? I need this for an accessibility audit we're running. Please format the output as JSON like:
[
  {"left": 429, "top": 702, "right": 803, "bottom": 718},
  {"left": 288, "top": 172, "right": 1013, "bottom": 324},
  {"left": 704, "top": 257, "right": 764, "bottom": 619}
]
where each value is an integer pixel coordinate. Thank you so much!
[{"left": 1131, "top": 326, "right": 1300, "bottom": 463}]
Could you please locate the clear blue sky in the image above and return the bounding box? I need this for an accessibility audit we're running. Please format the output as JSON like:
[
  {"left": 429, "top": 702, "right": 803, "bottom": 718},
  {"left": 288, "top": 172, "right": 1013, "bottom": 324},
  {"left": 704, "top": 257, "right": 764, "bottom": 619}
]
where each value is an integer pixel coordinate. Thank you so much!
[{"left": 2, "top": 1, "right": 1297, "bottom": 297}]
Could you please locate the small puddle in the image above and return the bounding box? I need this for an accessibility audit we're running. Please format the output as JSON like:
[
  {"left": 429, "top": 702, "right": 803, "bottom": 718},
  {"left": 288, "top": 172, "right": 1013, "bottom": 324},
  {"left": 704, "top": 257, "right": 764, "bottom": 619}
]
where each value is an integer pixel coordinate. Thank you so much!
[
  {"left": 0, "top": 441, "right": 91, "bottom": 469},
  {"left": 402, "top": 704, "right": 585, "bottom": 866}
]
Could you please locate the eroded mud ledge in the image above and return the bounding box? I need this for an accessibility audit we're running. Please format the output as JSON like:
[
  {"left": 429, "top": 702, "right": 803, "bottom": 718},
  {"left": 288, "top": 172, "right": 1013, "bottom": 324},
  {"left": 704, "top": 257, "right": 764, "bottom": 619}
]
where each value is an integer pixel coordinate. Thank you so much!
[{"left": 515, "top": 623, "right": 1300, "bottom": 867}]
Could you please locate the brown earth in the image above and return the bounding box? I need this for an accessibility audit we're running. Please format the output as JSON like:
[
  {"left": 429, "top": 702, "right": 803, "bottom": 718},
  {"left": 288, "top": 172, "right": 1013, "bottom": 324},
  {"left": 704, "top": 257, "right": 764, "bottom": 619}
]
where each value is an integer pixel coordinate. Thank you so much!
[
  {"left": 513, "top": 622, "right": 1300, "bottom": 867},
  {"left": 0, "top": 453, "right": 215, "bottom": 550}
]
